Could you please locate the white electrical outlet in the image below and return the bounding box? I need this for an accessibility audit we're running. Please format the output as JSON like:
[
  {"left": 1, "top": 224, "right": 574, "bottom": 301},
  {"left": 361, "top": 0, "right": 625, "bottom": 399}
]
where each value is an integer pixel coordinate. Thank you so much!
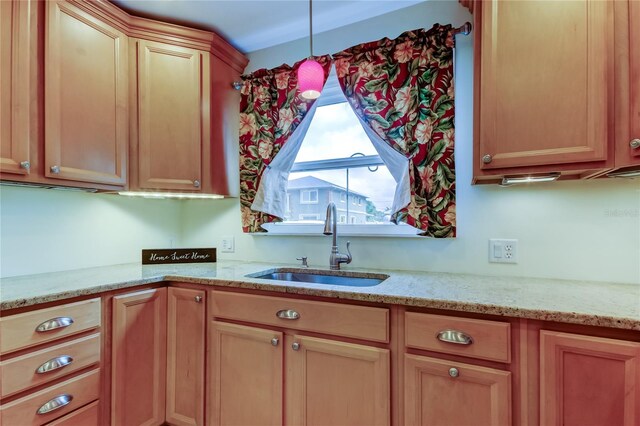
[
  {"left": 220, "top": 236, "right": 235, "bottom": 253},
  {"left": 489, "top": 239, "right": 518, "bottom": 264}
]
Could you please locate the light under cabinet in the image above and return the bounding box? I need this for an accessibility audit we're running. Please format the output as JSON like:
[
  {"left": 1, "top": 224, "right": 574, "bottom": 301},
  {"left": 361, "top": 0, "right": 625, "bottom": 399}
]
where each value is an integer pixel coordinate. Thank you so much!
[
  {"left": 500, "top": 173, "right": 561, "bottom": 186},
  {"left": 117, "top": 191, "right": 225, "bottom": 200}
]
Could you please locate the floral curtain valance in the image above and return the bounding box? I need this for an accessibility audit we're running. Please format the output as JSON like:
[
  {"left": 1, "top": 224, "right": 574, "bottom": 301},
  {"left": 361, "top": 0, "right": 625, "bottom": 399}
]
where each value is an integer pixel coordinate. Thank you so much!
[
  {"left": 333, "top": 24, "right": 456, "bottom": 237},
  {"left": 239, "top": 56, "right": 332, "bottom": 233}
]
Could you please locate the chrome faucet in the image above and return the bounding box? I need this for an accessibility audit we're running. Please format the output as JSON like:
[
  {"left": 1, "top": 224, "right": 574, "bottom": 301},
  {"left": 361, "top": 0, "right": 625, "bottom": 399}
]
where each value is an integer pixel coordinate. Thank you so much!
[{"left": 323, "top": 202, "right": 352, "bottom": 270}]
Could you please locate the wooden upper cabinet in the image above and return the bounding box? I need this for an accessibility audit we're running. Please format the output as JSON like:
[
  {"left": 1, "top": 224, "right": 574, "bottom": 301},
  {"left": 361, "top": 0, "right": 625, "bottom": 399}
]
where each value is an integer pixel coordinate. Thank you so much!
[
  {"left": 209, "top": 321, "right": 283, "bottom": 426},
  {"left": 112, "top": 288, "right": 167, "bottom": 426},
  {"left": 540, "top": 330, "right": 640, "bottom": 426},
  {"left": 285, "top": 334, "right": 390, "bottom": 426},
  {"left": 133, "top": 40, "right": 208, "bottom": 191},
  {"left": 474, "top": 0, "right": 614, "bottom": 180},
  {"left": 0, "top": 0, "right": 31, "bottom": 176},
  {"left": 166, "top": 287, "right": 205, "bottom": 426},
  {"left": 613, "top": 0, "right": 640, "bottom": 171},
  {"left": 44, "top": 1, "right": 127, "bottom": 186},
  {"left": 629, "top": 0, "right": 640, "bottom": 162}
]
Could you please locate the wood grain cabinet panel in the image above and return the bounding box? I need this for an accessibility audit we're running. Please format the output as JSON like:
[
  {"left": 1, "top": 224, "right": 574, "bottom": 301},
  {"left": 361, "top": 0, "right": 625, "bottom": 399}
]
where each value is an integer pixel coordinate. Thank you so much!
[
  {"left": 0, "top": 368, "right": 100, "bottom": 426},
  {"left": 475, "top": 0, "right": 613, "bottom": 178},
  {"left": 404, "top": 354, "right": 511, "bottom": 426},
  {"left": 630, "top": 0, "right": 640, "bottom": 162},
  {"left": 540, "top": 330, "right": 640, "bottom": 426},
  {"left": 0, "top": 333, "right": 100, "bottom": 398},
  {"left": 46, "top": 400, "right": 100, "bottom": 426},
  {"left": 208, "top": 321, "right": 283, "bottom": 426},
  {"left": 285, "top": 334, "right": 390, "bottom": 426},
  {"left": 134, "top": 40, "right": 207, "bottom": 191},
  {"left": 166, "top": 287, "right": 205, "bottom": 426},
  {"left": 0, "top": 0, "right": 31, "bottom": 176},
  {"left": 111, "top": 288, "right": 167, "bottom": 426},
  {"left": 44, "top": 0, "right": 127, "bottom": 186},
  {"left": 0, "top": 298, "right": 101, "bottom": 355}
]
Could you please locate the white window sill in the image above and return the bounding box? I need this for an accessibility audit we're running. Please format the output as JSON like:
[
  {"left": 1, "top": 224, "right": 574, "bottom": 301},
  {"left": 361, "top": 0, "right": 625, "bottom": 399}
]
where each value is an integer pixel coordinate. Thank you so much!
[{"left": 258, "top": 223, "right": 424, "bottom": 238}]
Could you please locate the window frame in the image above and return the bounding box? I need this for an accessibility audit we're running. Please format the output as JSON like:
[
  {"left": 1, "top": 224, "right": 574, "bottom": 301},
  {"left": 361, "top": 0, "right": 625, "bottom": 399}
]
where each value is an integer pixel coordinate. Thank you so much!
[{"left": 299, "top": 189, "right": 319, "bottom": 204}]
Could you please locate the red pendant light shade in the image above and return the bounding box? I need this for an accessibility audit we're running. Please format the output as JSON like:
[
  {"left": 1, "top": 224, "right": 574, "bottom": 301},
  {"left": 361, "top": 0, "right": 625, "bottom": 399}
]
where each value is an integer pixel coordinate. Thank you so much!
[
  {"left": 298, "top": 59, "right": 324, "bottom": 100},
  {"left": 298, "top": 0, "right": 322, "bottom": 100}
]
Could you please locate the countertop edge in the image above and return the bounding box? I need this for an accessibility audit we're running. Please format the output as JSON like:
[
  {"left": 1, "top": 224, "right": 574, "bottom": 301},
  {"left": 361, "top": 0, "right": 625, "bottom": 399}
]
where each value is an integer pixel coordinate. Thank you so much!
[{"left": 2, "top": 272, "right": 638, "bottom": 332}]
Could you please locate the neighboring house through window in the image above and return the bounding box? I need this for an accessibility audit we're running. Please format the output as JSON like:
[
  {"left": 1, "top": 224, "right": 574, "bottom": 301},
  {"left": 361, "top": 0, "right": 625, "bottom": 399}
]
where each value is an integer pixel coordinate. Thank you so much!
[{"left": 300, "top": 189, "right": 318, "bottom": 204}]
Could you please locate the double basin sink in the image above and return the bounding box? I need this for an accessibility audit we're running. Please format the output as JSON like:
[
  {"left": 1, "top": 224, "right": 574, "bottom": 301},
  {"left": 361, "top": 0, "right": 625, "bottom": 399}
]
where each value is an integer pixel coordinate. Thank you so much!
[{"left": 247, "top": 268, "right": 389, "bottom": 287}]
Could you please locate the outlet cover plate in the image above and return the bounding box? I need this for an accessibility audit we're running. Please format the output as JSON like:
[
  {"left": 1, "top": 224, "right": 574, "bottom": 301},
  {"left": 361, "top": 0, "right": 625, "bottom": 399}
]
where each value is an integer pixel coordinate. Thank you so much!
[
  {"left": 221, "top": 236, "right": 235, "bottom": 253},
  {"left": 489, "top": 239, "right": 518, "bottom": 264}
]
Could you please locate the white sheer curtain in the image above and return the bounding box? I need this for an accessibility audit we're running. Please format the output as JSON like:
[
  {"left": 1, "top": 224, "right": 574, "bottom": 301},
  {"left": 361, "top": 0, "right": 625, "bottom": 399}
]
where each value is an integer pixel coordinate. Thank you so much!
[{"left": 250, "top": 102, "right": 318, "bottom": 219}]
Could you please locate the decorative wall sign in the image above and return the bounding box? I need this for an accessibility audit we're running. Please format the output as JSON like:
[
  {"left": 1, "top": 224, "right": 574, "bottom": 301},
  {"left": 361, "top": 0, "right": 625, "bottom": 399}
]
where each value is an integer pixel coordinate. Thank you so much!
[{"left": 142, "top": 248, "right": 216, "bottom": 265}]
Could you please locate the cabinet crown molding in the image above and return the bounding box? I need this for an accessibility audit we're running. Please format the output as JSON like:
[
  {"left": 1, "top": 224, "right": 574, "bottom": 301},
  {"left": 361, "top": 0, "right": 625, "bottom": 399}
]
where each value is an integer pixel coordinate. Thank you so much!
[{"left": 69, "top": 0, "right": 248, "bottom": 72}]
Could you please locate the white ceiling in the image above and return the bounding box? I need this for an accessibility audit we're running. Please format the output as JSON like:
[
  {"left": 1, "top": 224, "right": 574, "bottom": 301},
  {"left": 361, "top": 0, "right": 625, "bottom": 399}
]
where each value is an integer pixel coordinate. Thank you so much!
[{"left": 111, "top": 0, "right": 426, "bottom": 53}]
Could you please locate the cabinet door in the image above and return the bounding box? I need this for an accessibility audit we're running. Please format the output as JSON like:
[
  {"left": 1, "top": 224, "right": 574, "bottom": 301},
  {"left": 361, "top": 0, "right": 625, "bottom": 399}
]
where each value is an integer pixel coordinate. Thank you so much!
[
  {"left": 477, "top": 0, "right": 612, "bottom": 170},
  {"left": 627, "top": 0, "right": 640, "bottom": 161},
  {"left": 136, "top": 40, "right": 204, "bottom": 191},
  {"left": 209, "top": 321, "right": 282, "bottom": 426},
  {"left": 285, "top": 334, "right": 390, "bottom": 426},
  {"left": 404, "top": 354, "right": 511, "bottom": 426},
  {"left": 112, "top": 288, "right": 167, "bottom": 426},
  {"left": 540, "top": 330, "right": 640, "bottom": 426},
  {"left": 166, "top": 287, "right": 205, "bottom": 426},
  {"left": 45, "top": 1, "right": 127, "bottom": 186},
  {"left": 0, "top": 0, "right": 31, "bottom": 176}
]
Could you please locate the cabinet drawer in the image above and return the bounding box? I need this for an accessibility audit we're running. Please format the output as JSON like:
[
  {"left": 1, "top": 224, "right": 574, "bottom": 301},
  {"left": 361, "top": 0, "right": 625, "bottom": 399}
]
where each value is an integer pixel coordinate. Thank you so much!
[
  {"left": 0, "top": 369, "right": 100, "bottom": 426},
  {"left": 46, "top": 400, "right": 100, "bottom": 426},
  {"left": 210, "top": 291, "right": 389, "bottom": 343},
  {"left": 0, "top": 333, "right": 100, "bottom": 398},
  {"left": 0, "top": 299, "right": 101, "bottom": 355},
  {"left": 405, "top": 312, "right": 511, "bottom": 363}
]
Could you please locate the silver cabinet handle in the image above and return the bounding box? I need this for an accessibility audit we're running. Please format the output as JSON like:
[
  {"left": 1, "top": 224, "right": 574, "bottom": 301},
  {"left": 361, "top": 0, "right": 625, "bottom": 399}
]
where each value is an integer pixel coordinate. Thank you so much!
[
  {"left": 50, "top": 165, "right": 60, "bottom": 174},
  {"left": 631, "top": 139, "right": 640, "bottom": 149},
  {"left": 276, "top": 309, "right": 300, "bottom": 320},
  {"left": 482, "top": 154, "right": 492, "bottom": 164},
  {"left": 20, "top": 161, "right": 30, "bottom": 170},
  {"left": 194, "top": 296, "right": 203, "bottom": 303},
  {"left": 36, "top": 355, "right": 74, "bottom": 374},
  {"left": 271, "top": 338, "right": 279, "bottom": 346},
  {"left": 35, "top": 317, "right": 74, "bottom": 333},
  {"left": 437, "top": 330, "right": 473, "bottom": 345},
  {"left": 193, "top": 180, "right": 201, "bottom": 188},
  {"left": 292, "top": 342, "right": 300, "bottom": 351},
  {"left": 36, "top": 394, "right": 73, "bottom": 415},
  {"left": 448, "top": 367, "right": 459, "bottom": 378}
]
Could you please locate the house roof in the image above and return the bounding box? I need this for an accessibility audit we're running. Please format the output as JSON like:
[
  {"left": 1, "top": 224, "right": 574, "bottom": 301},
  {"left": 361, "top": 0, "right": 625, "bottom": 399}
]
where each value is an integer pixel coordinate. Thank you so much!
[{"left": 288, "top": 176, "right": 368, "bottom": 199}]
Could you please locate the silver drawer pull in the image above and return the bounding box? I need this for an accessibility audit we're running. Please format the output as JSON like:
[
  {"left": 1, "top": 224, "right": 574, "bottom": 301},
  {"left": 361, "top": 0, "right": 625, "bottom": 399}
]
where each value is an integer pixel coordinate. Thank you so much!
[
  {"left": 36, "top": 355, "right": 74, "bottom": 374},
  {"left": 276, "top": 309, "right": 300, "bottom": 320},
  {"left": 36, "top": 394, "right": 73, "bottom": 415},
  {"left": 437, "top": 330, "right": 474, "bottom": 345},
  {"left": 35, "top": 317, "right": 74, "bottom": 333}
]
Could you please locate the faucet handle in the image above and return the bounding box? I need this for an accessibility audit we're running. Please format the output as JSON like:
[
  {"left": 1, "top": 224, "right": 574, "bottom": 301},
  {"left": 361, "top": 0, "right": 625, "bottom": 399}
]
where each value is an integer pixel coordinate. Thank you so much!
[
  {"left": 296, "top": 256, "right": 309, "bottom": 267},
  {"left": 344, "top": 241, "right": 352, "bottom": 264}
]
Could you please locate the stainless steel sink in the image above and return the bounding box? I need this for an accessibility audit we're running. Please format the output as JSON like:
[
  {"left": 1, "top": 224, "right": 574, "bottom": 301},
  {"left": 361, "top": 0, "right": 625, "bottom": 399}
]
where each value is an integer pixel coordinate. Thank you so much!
[{"left": 247, "top": 269, "right": 388, "bottom": 287}]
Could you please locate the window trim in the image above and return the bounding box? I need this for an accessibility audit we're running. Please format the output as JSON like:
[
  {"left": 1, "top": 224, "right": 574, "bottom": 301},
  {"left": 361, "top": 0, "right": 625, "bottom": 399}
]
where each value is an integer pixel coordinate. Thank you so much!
[{"left": 299, "top": 189, "right": 318, "bottom": 204}]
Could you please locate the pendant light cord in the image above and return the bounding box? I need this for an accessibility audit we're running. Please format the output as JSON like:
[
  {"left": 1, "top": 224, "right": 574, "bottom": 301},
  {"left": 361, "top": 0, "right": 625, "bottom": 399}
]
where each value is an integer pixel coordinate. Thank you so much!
[{"left": 309, "top": 0, "right": 313, "bottom": 58}]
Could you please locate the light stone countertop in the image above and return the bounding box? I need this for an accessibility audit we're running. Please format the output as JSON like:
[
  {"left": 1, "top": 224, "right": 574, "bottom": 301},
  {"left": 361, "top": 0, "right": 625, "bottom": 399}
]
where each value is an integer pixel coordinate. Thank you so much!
[{"left": 1, "top": 261, "right": 639, "bottom": 331}]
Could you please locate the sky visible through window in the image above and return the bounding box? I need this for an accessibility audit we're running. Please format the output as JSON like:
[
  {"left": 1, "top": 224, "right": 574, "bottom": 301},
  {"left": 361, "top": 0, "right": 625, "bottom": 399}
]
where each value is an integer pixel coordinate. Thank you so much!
[{"left": 286, "top": 102, "right": 397, "bottom": 223}]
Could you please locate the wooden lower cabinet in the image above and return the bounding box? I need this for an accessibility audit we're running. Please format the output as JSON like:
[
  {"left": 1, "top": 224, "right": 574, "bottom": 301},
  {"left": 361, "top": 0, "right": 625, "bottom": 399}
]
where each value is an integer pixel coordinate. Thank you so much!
[
  {"left": 111, "top": 288, "right": 167, "bottom": 426},
  {"left": 285, "top": 334, "right": 390, "bottom": 426},
  {"left": 166, "top": 287, "right": 205, "bottom": 426},
  {"left": 208, "top": 321, "right": 283, "bottom": 426},
  {"left": 404, "top": 354, "right": 511, "bottom": 426},
  {"left": 540, "top": 330, "right": 640, "bottom": 426}
]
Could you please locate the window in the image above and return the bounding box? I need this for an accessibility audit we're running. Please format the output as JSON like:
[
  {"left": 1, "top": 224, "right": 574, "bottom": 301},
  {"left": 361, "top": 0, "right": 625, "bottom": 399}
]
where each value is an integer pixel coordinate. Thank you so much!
[
  {"left": 300, "top": 189, "right": 318, "bottom": 204},
  {"left": 261, "top": 71, "right": 420, "bottom": 236}
]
